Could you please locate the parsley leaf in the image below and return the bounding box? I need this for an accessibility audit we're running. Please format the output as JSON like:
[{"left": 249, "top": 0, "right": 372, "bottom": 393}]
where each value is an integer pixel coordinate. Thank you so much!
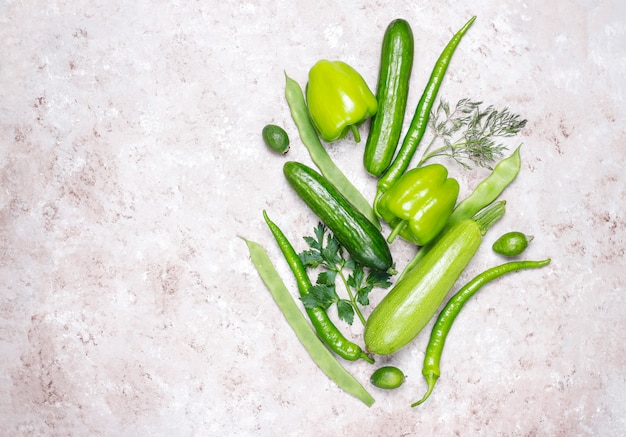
[
  {"left": 301, "top": 284, "right": 338, "bottom": 310},
  {"left": 298, "top": 223, "right": 395, "bottom": 326}
]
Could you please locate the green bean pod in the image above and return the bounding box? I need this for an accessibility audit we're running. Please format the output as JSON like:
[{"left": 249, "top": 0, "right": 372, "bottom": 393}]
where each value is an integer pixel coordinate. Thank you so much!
[
  {"left": 447, "top": 145, "right": 522, "bottom": 229},
  {"left": 412, "top": 258, "right": 551, "bottom": 407},
  {"left": 263, "top": 210, "right": 374, "bottom": 364},
  {"left": 241, "top": 237, "right": 375, "bottom": 406}
]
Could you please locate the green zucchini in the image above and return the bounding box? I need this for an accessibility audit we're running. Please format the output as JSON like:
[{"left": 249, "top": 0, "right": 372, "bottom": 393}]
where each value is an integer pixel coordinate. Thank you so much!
[
  {"left": 364, "top": 202, "right": 505, "bottom": 355},
  {"left": 283, "top": 161, "right": 392, "bottom": 272},
  {"left": 364, "top": 18, "right": 414, "bottom": 177}
]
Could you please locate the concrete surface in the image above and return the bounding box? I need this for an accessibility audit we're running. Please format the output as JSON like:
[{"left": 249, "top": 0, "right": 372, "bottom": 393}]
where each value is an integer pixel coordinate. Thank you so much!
[{"left": 1, "top": 0, "right": 625, "bottom": 435}]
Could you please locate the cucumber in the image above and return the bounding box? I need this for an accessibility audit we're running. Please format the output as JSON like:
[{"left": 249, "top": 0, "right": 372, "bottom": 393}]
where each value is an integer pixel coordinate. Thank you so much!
[
  {"left": 364, "top": 19, "right": 414, "bottom": 177},
  {"left": 283, "top": 161, "right": 392, "bottom": 272}
]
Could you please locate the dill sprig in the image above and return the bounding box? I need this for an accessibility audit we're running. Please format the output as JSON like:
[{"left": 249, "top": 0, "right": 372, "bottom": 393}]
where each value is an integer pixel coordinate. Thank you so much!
[{"left": 417, "top": 98, "right": 527, "bottom": 169}]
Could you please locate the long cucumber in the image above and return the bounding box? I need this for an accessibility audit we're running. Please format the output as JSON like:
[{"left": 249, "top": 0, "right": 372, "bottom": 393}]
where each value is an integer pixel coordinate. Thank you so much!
[
  {"left": 364, "top": 18, "right": 414, "bottom": 177},
  {"left": 283, "top": 161, "right": 393, "bottom": 272}
]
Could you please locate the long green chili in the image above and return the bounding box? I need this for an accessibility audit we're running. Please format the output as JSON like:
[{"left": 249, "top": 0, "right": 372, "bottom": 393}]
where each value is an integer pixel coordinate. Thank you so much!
[
  {"left": 376, "top": 16, "right": 476, "bottom": 204},
  {"left": 263, "top": 210, "right": 374, "bottom": 363},
  {"left": 284, "top": 73, "right": 380, "bottom": 229},
  {"left": 398, "top": 146, "right": 521, "bottom": 281},
  {"left": 411, "top": 258, "right": 551, "bottom": 407},
  {"left": 242, "top": 236, "right": 376, "bottom": 407}
]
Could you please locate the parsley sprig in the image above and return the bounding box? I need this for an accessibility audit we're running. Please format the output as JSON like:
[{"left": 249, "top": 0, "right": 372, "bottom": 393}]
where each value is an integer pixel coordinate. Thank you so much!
[
  {"left": 417, "top": 98, "right": 527, "bottom": 169},
  {"left": 298, "top": 223, "right": 393, "bottom": 326}
]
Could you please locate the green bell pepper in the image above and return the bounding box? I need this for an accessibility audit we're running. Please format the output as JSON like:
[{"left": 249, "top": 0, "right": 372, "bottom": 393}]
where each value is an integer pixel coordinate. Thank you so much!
[
  {"left": 306, "top": 60, "right": 378, "bottom": 143},
  {"left": 377, "top": 164, "right": 459, "bottom": 245}
]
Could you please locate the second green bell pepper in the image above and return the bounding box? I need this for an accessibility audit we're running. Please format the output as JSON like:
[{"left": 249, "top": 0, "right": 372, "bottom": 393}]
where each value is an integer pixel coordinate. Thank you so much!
[
  {"left": 377, "top": 164, "right": 460, "bottom": 245},
  {"left": 306, "top": 60, "right": 378, "bottom": 143}
]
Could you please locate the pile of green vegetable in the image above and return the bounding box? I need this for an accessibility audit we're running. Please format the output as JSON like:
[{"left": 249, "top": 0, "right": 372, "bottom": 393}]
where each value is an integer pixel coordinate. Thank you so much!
[{"left": 247, "top": 16, "right": 551, "bottom": 408}]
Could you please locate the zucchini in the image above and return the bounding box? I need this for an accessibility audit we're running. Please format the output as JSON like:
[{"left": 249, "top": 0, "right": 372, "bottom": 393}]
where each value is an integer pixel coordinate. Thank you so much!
[
  {"left": 283, "top": 161, "right": 392, "bottom": 271},
  {"left": 364, "top": 202, "right": 505, "bottom": 355},
  {"left": 364, "top": 19, "right": 414, "bottom": 177}
]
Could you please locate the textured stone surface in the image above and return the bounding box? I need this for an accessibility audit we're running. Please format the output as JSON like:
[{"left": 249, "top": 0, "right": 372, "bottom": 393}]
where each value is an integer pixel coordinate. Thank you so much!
[{"left": 1, "top": 0, "right": 625, "bottom": 435}]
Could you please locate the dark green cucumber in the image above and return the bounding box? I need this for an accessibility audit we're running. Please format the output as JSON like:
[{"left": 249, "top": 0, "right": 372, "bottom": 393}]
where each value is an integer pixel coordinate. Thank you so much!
[
  {"left": 283, "top": 161, "right": 393, "bottom": 271},
  {"left": 364, "top": 19, "right": 414, "bottom": 177}
]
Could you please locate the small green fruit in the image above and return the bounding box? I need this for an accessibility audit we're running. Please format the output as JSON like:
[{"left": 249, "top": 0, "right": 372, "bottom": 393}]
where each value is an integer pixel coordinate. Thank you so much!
[{"left": 370, "top": 366, "right": 405, "bottom": 389}]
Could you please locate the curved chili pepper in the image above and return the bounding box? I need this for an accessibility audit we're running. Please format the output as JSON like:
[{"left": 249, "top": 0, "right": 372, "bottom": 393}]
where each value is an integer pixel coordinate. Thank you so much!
[
  {"left": 263, "top": 210, "right": 374, "bottom": 364},
  {"left": 411, "top": 258, "right": 551, "bottom": 407},
  {"left": 376, "top": 16, "right": 476, "bottom": 202}
]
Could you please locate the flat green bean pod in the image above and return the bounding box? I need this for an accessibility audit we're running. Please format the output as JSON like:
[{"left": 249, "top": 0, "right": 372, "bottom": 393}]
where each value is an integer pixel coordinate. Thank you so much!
[{"left": 242, "top": 237, "right": 375, "bottom": 407}]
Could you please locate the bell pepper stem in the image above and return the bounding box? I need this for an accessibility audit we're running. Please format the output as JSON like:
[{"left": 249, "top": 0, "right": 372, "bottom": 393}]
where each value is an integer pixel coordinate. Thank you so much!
[
  {"left": 387, "top": 220, "right": 407, "bottom": 244},
  {"left": 350, "top": 124, "right": 361, "bottom": 143}
]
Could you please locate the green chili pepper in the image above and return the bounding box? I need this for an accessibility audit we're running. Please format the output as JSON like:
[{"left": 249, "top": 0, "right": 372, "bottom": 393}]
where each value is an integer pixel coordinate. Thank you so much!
[
  {"left": 398, "top": 145, "right": 521, "bottom": 281},
  {"left": 263, "top": 210, "right": 374, "bottom": 364},
  {"left": 375, "top": 16, "right": 476, "bottom": 203},
  {"left": 377, "top": 163, "right": 459, "bottom": 245},
  {"left": 412, "top": 258, "right": 551, "bottom": 407},
  {"left": 306, "top": 60, "right": 378, "bottom": 143},
  {"left": 241, "top": 236, "right": 375, "bottom": 407},
  {"left": 284, "top": 73, "right": 380, "bottom": 228}
]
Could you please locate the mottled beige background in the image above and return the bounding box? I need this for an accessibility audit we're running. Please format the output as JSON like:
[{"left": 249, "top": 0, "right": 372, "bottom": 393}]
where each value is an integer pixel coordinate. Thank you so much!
[{"left": 1, "top": 0, "right": 625, "bottom": 436}]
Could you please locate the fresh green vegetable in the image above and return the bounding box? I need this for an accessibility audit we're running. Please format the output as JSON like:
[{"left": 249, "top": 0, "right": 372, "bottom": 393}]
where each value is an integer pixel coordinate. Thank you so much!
[
  {"left": 241, "top": 237, "right": 375, "bottom": 406},
  {"left": 375, "top": 16, "right": 476, "bottom": 203},
  {"left": 412, "top": 258, "right": 551, "bottom": 407},
  {"left": 492, "top": 231, "right": 533, "bottom": 256},
  {"left": 283, "top": 161, "right": 393, "bottom": 272},
  {"left": 377, "top": 164, "right": 459, "bottom": 245},
  {"left": 447, "top": 145, "right": 522, "bottom": 229},
  {"left": 399, "top": 146, "right": 522, "bottom": 281},
  {"left": 284, "top": 74, "right": 380, "bottom": 228},
  {"left": 262, "top": 124, "right": 290, "bottom": 154},
  {"left": 364, "top": 18, "right": 414, "bottom": 176},
  {"left": 417, "top": 98, "right": 527, "bottom": 169},
  {"left": 263, "top": 211, "right": 374, "bottom": 363},
  {"left": 370, "top": 366, "right": 406, "bottom": 389},
  {"left": 298, "top": 223, "right": 393, "bottom": 326},
  {"left": 305, "top": 60, "right": 378, "bottom": 143},
  {"left": 364, "top": 201, "right": 505, "bottom": 356}
]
